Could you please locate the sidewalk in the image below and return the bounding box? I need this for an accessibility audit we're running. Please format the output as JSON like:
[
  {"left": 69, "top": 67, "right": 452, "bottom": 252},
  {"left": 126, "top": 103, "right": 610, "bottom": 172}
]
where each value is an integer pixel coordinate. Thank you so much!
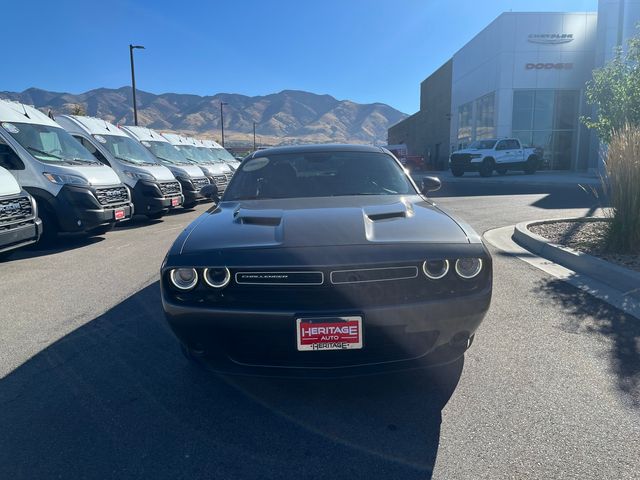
[{"left": 414, "top": 169, "right": 601, "bottom": 187}]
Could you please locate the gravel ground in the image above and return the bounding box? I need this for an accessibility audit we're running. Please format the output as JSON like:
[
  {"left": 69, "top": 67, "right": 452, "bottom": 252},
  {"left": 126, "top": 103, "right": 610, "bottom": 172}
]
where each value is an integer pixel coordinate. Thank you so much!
[{"left": 529, "top": 220, "right": 640, "bottom": 273}]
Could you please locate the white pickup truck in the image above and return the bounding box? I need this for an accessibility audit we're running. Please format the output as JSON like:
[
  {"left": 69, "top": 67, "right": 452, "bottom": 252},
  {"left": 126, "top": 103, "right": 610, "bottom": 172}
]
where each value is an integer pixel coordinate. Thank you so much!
[{"left": 449, "top": 138, "right": 540, "bottom": 177}]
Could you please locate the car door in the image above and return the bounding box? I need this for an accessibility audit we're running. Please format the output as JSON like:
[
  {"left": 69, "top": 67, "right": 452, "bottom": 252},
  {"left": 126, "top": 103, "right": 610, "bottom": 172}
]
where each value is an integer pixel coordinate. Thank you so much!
[{"left": 494, "top": 140, "right": 510, "bottom": 165}]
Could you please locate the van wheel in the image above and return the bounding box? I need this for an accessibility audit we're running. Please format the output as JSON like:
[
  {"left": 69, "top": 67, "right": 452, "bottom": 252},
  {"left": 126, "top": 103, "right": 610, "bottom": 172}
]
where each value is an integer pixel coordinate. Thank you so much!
[
  {"left": 524, "top": 156, "right": 538, "bottom": 175},
  {"left": 496, "top": 167, "right": 507, "bottom": 175},
  {"left": 451, "top": 167, "right": 464, "bottom": 177},
  {"left": 88, "top": 223, "right": 114, "bottom": 236},
  {"left": 147, "top": 211, "right": 165, "bottom": 220},
  {"left": 479, "top": 159, "right": 494, "bottom": 177},
  {"left": 183, "top": 202, "right": 197, "bottom": 209},
  {"left": 38, "top": 208, "right": 59, "bottom": 246}
]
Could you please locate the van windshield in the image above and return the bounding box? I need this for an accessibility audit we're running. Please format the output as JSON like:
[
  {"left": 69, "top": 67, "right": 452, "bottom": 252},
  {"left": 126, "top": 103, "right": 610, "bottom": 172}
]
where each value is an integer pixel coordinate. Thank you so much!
[
  {"left": 4, "top": 123, "right": 99, "bottom": 165},
  {"left": 211, "top": 147, "right": 237, "bottom": 162},
  {"left": 175, "top": 145, "right": 210, "bottom": 164},
  {"left": 197, "top": 147, "right": 225, "bottom": 163},
  {"left": 97, "top": 135, "right": 159, "bottom": 166},
  {"left": 144, "top": 141, "right": 192, "bottom": 166}
]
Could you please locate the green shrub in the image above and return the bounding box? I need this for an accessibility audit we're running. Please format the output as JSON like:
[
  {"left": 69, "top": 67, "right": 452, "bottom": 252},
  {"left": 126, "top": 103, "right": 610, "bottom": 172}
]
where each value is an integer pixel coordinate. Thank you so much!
[{"left": 603, "top": 125, "right": 640, "bottom": 253}]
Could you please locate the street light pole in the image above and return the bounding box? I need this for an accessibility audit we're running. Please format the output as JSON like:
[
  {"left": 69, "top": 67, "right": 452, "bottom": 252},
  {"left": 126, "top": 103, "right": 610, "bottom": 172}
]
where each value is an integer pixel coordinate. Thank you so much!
[
  {"left": 129, "top": 44, "right": 145, "bottom": 126},
  {"left": 220, "top": 101, "right": 228, "bottom": 147},
  {"left": 253, "top": 121, "right": 256, "bottom": 151}
]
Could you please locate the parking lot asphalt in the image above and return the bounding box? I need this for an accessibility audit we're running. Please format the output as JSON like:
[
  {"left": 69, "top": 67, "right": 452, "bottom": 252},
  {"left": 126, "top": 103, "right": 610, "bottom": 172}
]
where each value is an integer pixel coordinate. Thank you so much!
[{"left": 1, "top": 178, "right": 638, "bottom": 480}]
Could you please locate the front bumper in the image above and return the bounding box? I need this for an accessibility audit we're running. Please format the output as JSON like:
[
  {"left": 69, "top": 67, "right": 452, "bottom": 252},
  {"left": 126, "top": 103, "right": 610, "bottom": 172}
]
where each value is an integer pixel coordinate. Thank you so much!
[
  {"left": 162, "top": 288, "right": 491, "bottom": 376},
  {"left": 177, "top": 179, "right": 204, "bottom": 207},
  {"left": 131, "top": 180, "right": 183, "bottom": 216},
  {"left": 0, "top": 218, "right": 42, "bottom": 254},
  {"left": 52, "top": 184, "right": 133, "bottom": 233}
]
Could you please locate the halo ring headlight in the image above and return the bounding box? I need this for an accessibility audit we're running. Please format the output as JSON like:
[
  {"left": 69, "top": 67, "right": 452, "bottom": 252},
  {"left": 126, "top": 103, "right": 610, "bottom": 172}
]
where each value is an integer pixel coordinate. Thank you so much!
[
  {"left": 422, "top": 259, "right": 449, "bottom": 280},
  {"left": 455, "top": 258, "right": 483, "bottom": 279},
  {"left": 169, "top": 268, "right": 198, "bottom": 291},
  {"left": 203, "top": 267, "right": 231, "bottom": 289}
]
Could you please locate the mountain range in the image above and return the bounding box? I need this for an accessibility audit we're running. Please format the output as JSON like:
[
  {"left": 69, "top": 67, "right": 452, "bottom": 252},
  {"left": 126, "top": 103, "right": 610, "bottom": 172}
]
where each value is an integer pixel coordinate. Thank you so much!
[{"left": 0, "top": 87, "right": 407, "bottom": 146}]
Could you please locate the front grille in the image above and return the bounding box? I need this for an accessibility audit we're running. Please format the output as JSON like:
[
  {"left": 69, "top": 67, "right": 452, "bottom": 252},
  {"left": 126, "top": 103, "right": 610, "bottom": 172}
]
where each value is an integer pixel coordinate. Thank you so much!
[
  {"left": 0, "top": 197, "right": 33, "bottom": 229},
  {"left": 95, "top": 186, "right": 129, "bottom": 206},
  {"left": 159, "top": 181, "right": 181, "bottom": 197},
  {"left": 235, "top": 271, "right": 324, "bottom": 285},
  {"left": 213, "top": 175, "right": 228, "bottom": 191},
  {"left": 224, "top": 172, "right": 233, "bottom": 182},
  {"left": 330, "top": 266, "right": 418, "bottom": 284},
  {"left": 449, "top": 153, "right": 473, "bottom": 166},
  {"left": 192, "top": 177, "right": 209, "bottom": 191}
]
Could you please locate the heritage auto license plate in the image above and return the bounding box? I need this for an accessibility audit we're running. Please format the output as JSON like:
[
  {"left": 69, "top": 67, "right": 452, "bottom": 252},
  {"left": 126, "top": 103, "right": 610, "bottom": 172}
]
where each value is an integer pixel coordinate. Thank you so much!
[
  {"left": 171, "top": 197, "right": 180, "bottom": 207},
  {"left": 114, "top": 208, "right": 126, "bottom": 220},
  {"left": 296, "top": 316, "right": 363, "bottom": 351}
]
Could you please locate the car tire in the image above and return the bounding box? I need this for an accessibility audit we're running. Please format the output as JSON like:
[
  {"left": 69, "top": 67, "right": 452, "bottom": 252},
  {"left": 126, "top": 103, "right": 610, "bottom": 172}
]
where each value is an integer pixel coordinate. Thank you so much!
[
  {"left": 496, "top": 167, "right": 507, "bottom": 175},
  {"left": 88, "top": 223, "right": 114, "bottom": 236},
  {"left": 451, "top": 167, "right": 464, "bottom": 177},
  {"left": 524, "top": 156, "right": 538, "bottom": 175},
  {"left": 479, "top": 159, "right": 494, "bottom": 177},
  {"left": 180, "top": 343, "right": 206, "bottom": 368},
  {"left": 183, "top": 202, "right": 197, "bottom": 210}
]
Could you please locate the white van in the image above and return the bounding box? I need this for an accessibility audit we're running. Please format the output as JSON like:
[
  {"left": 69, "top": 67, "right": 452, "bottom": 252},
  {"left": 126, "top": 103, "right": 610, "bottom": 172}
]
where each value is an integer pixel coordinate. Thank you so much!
[
  {"left": 162, "top": 133, "right": 232, "bottom": 194},
  {"left": 0, "top": 165, "right": 41, "bottom": 254},
  {"left": 120, "top": 126, "right": 209, "bottom": 208},
  {"left": 201, "top": 139, "right": 241, "bottom": 171},
  {"left": 56, "top": 115, "right": 183, "bottom": 219},
  {"left": 0, "top": 100, "right": 133, "bottom": 241}
]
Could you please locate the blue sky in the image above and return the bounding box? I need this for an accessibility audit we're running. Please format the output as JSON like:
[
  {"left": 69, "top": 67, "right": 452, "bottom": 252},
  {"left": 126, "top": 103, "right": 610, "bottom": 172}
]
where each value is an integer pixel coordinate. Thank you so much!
[{"left": 4, "top": 0, "right": 596, "bottom": 113}]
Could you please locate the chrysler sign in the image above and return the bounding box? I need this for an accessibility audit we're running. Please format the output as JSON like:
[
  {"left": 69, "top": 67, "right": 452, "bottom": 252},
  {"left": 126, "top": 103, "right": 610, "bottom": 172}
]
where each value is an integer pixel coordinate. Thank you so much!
[{"left": 528, "top": 33, "right": 574, "bottom": 44}]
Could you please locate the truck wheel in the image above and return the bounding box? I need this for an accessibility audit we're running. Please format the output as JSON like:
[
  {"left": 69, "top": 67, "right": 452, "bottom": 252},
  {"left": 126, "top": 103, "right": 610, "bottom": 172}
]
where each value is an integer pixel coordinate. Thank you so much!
[
  {"left": 479, "top": 159, "right": 494, "bottom": 177},
  {"left": 496, "top": 167, "right": 507, "bottom": 175},
  {"left": 524, "top": 156, "right": 538, "bottom": 175},
  {"left": 451, "top": 167, "right": 464, "bottom": 177}
]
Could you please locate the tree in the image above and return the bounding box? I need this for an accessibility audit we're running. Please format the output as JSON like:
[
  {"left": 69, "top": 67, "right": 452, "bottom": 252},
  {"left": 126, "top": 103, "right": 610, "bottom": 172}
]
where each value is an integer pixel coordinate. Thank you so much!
[
  {"left": 70, "top": 103, "right": 86, "bottom": 116},
  {"left": 582, "top": 28, "right": 640, "bottom": 144}
]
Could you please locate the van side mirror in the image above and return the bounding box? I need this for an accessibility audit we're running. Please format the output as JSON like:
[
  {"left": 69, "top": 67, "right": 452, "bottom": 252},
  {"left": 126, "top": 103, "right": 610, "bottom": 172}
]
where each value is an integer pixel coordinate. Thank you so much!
[
  {"left": 200, "top": 183, "right": 219, "bottom": 202},
  {"left": 421, "top": 176, "right": 441, "bottom": 194}
]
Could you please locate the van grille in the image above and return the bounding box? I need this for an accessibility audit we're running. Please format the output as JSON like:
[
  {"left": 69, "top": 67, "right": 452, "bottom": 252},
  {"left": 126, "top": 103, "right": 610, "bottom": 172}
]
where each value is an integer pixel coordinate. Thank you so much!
[
  {"left": 213, "top": 175, "right": 228, "bottom": 192},
  {"left": 0, "top": 195, "right": 33, "bottom": 227},
  {"left": 159, "top": 181, "right": 181, "bottom": 197},
  {"left": 192, "top": 177, "right": 210, "bottom": 191},
  {"left": 95, "top": 186, "right": 129, "bottom": 206},
  {"left": 224, "top": 172, "right": 233, "bottom": 182}
]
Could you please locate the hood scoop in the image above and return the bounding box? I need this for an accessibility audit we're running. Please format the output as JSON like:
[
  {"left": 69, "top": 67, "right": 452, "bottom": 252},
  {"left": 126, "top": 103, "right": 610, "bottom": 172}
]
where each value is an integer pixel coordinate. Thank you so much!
[
  {"left": 363, "top": 201, "right": 413, "bottom": 222},
  {"left": 234, "top": 208, "right": 283, "bottom": 226}
]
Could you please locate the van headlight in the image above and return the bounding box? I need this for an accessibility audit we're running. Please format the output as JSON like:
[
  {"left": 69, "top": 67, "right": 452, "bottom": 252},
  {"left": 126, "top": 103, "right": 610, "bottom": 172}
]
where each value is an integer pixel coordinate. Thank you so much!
[
  {"left": 455, "top": 258, "right": 483, "bottom": 279},
  {"left": 124, "top": 170, "right": 156, "bottom": 181},
  {"left": 422, "top": 259, "right": 449, "bottom": 280},
  {"left": 169, "top": 268, "right": 198, "bottom": 291},
  {"left": 43, "top": 172, "right": 90, "bottom": 186},
  {"left": 203, "top": 267, "right": 231, "bottom": 288}
]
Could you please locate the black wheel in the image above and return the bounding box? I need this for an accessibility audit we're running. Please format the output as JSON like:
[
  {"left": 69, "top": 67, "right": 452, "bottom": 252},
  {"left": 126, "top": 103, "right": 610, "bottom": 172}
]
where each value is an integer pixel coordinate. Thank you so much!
[
  {"left": 479, "top": 159, "right": 494, "bottom": 177},
  {"left": 496, "top": 167, "right": 507, "bottom": 175},
  {"left": 37, "top": 207, "right": 59, "bottom": 245},
  {"left": 451, "top": 167, "right": 464, "bottom": 177},
  {"left": 183, "top": 202, "right": 197, "bottom": 210},
  {"left": 88, "top": 223, "right": 114, "bottom": 236},
  {"left": 180, "top": 344, "right": 206, "bottom": 369},
  {"left": 524, "top": 156, "right": 538, "bottom": 175}
]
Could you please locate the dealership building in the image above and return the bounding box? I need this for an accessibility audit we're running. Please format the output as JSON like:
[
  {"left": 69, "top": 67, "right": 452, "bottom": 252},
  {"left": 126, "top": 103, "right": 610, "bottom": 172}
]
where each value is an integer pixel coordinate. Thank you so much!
[{"left": 388, "top": 0, "right": 640, "bottom": 171}]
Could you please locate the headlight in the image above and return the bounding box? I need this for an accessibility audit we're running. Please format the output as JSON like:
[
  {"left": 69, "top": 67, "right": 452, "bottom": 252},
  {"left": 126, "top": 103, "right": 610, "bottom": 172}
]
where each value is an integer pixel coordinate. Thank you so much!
[
  {"left": 455, "top": 258, "right": 483, "bottom": 279},
  {"left": 422, "top": 259, "right": 449, "bottom": 280},
  {"left": 203, "top": 267, "right": 231, "bottom": 288},
  {"left": 43, "top": 172, "right": 90, "bottom": 186},
  {"left": 169, "top": 268, "right": 198, "bottom": 291},
  {"left": 123, "top": 170, "right": 156, "bottom": 181}
]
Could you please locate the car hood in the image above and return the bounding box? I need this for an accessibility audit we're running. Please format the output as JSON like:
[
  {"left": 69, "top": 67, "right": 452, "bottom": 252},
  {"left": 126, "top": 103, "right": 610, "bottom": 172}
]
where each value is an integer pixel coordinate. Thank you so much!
[{"left": 180, "top": 195, "right": 470, "bottom": 253}]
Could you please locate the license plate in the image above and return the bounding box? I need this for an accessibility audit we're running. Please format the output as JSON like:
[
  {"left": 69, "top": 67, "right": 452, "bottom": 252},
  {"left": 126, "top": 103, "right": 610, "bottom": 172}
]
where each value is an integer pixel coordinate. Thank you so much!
[
  {"left": 171, "top": 197, "right": 180, "bottom": 207},
  {"left": 114, "top": 208, "right": 126, "bottom": 220},
  {"left": 296, "top": 316, "right": 363, "bottom": 351}
]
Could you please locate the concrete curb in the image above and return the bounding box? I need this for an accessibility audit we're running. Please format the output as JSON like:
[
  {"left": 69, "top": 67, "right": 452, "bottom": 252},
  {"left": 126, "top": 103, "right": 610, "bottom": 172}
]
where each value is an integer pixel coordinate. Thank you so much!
[
  {"left": 513, "top": 217, "right": 640, "bottom": 298},
  {"left": 412, "top": 172, "right": 601, "bottom": 188}
]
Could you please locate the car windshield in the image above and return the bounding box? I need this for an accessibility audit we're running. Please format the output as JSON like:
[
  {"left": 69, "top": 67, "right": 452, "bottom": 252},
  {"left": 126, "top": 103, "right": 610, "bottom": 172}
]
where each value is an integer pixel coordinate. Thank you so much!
[
  {"left": 145, "top": 141, "right": 192, "bottom": 165},
  {"left": 5, "top": 122, "right": 99, "bottom": 165},
  {"left": 468, "top": 140, "right": 497, "bottom": 149},
  {"left": 225, "top": 151, "right": 416, "bottom": 200},
  {"left": 210, "top": 147, "right": 236, "bottom": 162},
  {"left": 176, "top": 144, "right": 210, "bottom": 164},
  {"left": 97, "top": 135, "right": 158, "bottom": 166}
]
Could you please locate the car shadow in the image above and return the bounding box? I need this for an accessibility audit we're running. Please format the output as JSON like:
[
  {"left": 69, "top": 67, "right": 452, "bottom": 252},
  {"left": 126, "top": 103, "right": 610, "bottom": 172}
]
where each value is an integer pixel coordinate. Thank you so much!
[
  {"left": 0, "top": 282, "right": 460, "bottom": 479},
  {"left": 1, "top": 234, "right": 105, "bottom": 262},
  {"left": 538, "top": 277, "right": 640, "bottom": 407}
]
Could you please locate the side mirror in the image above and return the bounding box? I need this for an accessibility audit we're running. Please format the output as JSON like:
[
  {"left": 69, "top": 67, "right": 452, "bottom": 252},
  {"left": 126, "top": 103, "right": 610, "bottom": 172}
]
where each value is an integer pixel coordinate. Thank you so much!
[
  {"left": 200, "top": 183, "right": 220, "bottom": 202},
  {"left": 421, "top": 176, "right": 441, "bottom": 194}
]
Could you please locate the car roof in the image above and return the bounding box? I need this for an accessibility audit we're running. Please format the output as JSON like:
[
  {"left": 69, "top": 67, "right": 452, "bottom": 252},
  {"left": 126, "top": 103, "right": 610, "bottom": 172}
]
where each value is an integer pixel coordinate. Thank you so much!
[
  {"left": 58, "top": 115, "right": 128, "bottom": 137},
  {"left": 250, "top": 144, "right": 387, "bottom": 158},
  {"left": 121, "top": 125, "right": 170, "bottom": 143},
  {"left": 0, "top": 99, "right": 60, "bottom": 128}
]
